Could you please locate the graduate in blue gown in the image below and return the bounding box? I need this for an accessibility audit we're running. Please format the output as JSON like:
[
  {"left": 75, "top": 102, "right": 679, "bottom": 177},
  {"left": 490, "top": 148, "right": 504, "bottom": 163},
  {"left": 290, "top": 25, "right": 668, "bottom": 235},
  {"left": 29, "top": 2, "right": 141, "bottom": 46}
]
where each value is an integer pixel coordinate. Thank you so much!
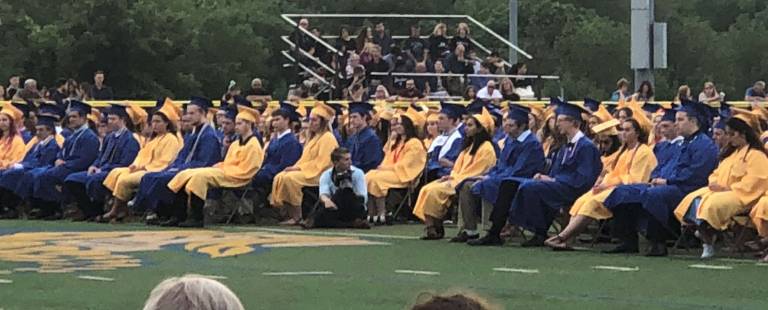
[
  {"left": 11, "top": 101, "right": 34, "bottom": 143},
  {"left": 652, "top": 109, "right": 684, "bottom": 168},
  {"left": 133, "top": 96, "right": 221, "bottom": 223},
  {"left": 29, "top": 100, "right": 100, "bottom": 219},
  {"left": 470, "top": 102, "right": 602, "bottom": 246},
  {"left": 64, "top": 104, "right": 140, "bottom": 220},
  {"left": 603, "top": 101, "right": 719, "bottom": 256},
  {"left": 426, "top": 102, "right": 464, "bottom": 181},
  {"left": 0, "top": 116, "right": 61, "bottom": 218},
  {"left": 344, "top": 102, "right": 383, "bottom": 173}
]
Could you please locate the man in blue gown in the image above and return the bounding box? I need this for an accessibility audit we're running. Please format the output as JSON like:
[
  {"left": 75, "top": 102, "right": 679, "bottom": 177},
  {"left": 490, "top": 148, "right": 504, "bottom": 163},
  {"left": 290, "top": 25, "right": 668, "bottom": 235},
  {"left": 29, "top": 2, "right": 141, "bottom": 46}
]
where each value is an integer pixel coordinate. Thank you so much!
[
  {"left": 425, "top": 102, "right": 464, "bottom": 182},
  {"left": 344, "top": 102, "right": 383, "bottom": 173}
]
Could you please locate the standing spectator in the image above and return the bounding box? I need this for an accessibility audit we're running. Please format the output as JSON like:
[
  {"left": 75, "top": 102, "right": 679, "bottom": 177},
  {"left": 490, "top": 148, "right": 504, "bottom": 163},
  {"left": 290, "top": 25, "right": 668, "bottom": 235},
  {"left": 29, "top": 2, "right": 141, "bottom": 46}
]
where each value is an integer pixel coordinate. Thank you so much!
[
  {"left": 610, "top": 78, "right": 631, "bottom": 101},
  {"left": 244, "top": 78, "right": 272, "bottom": 103},
  {"left": 14, "top": 79, "right": 42, "bottom": 101},
  {"left": 65, "top": 79, "right": 79, "bottom": 99},
  {"left": 476, "top": 80, "right": 502, "bottom": 101},
  {"left": 48, "top": 79, "right": 68, "bottom": 104},
  {"left": 499, "top": 78, "right": 521, "bottom": 101},
  {"left": 89, "top": 70, "right": 114, "bottom": 100},
  {"left": 398, "top": 79, "right": 425, "bottom": 101},
  {"left": 336, "top": 26, "right": 356, "bottom": 54},
  {"left": 5, "top": 76, "right": 20, "bottom": 100},
  {"left": 428, "top": 23, "right": 450, "bottom": 62},
  {"left": 355, "top": 26, "right": 373, "bottom": 54},
  {"left": 445, "top": 44, "right": 473, "bottom": 74},
  {"left": 77, "top": 82, "right": 93, "bottom": 101},
  {"left": 449, "top": 22, "right": 472, "bottom": 52},
  {"left": 633, "top": 80, "right": 654, "bottom": 102},
  {"left": 403, "top": 24, "right": 427, "bottom": 61},
  {"left": 365, "top": 45, "right": 391, "bottom": 87},
  {"left": 372, "top": 21, "right": 393, "bottom": 55},
  {"left": 745, "top": 81, "right": 766, "bottom": 102},
  {"left": 698, "top": 82, "right": 722, "bottom": 105},
  {"left": 290, "top": 18, "right": 313, "bottom": 51}
]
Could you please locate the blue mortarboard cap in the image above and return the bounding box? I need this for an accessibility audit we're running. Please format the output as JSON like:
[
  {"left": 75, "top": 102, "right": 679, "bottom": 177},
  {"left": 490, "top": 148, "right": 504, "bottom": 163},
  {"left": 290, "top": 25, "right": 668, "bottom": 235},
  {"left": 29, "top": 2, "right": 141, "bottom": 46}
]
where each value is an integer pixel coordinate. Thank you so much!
[
  {"left": 440, "top": 101, "right": 466, "bottom": 119},
  {"left": 36, "top": 115, "right": 58, "bottom": 128},
  {"left": 188, "top": 96, "right": 212, "bottom": 111},
  {"left": 327, "top": 103, "right": 344, "bottom": 116},
  {"left": 349, "top": 102, "right": 373, "bottom": 116},
  {"left": 233, "top": 95, "right": 252, "bottom": 108},
  {"left": 713, "top": 119, "right": 727, "bottom": 130},
  {"left": 556, "top": 102, "right": 589, "bottom": 119},
  {"left": 67, "top": 100, "right": 92, "bottom": 115},
  {"left": 106, "top": 104, "right": 129, "bottom": 118},
  {"left": 278, "top": 102, "right": 301, "bottom": 122},
  {"left": 38, "top": 102, "right": 64, "bottom": 119},
  {"left": 467, "top": 100, "right": 485, "bottom": 114},
  {"left": 677, "top": 100, "right": 711, "bottom": 128},
  {"left": 642, "top": 102, "right": 662, "bottom": 114},
  {"left": 223, "top": 106, "right": 238, "bottom": 120},
  {"left": 11, "top": 101, "right": 32, "bottom": 118},
  {"left": 507, "top": 105, "right": 530, "bottom": 124},
  {"left": 549, "top": 97, "right": 566, "bottom": 108},
  {"left": 661, "top": 108, "right": 676, "bottom": 122},
  {"left": 719, "top": 101, "right": 732, "bottom": 118},
  {"left": 583, "top": 98, "right": 600, "bottom": 112},
  {"left": 155, "top": 98, "right": 165, "bottom": 108}
]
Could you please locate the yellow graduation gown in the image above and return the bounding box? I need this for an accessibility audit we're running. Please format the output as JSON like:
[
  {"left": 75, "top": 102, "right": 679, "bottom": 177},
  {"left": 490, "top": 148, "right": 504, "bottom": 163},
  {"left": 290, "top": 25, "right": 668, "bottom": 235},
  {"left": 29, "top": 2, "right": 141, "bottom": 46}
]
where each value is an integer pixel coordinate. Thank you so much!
[
  {"left": 271, "top": 131, "right": 338, "bottom": 207},
  {"left": 0, "top": 135, "right": 26, "bottom": 169},
  {"left": 366, "top": 138, "right": 427, "bottom": 197},
  {"left": 103, "top": 133, "right": 182, "bottom": 201},
  {"left": 412, "top": 141, "right": 497, "bottom": 220},
  {"left": 168, "top": 135, "right": 264, "bottom": 200},
  {"left": 600, "top": 151, "right": 620, "bottom": 177},
  {"left": 675, "top": 146, "right": 768, "bottom": 230},
  {"left": 750, "top": 197, "right": 768, "bottom": 237},
  {"left": 24, "top": 134, "right": 65, "bottom": 154},
  {"left": 570, "top": 144, "right": 657, "bottom": 220},
  {"left": 134, "top": 133, "right": 149, "bottom": 149}
]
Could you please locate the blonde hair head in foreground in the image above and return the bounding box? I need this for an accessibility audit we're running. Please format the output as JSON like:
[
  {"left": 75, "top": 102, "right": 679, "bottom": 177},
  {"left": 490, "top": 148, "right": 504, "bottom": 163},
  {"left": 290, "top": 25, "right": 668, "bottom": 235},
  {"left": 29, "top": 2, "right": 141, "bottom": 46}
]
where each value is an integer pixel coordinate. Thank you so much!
[{"left": 143, "top": 274, "right": 244, "bottom": 310}]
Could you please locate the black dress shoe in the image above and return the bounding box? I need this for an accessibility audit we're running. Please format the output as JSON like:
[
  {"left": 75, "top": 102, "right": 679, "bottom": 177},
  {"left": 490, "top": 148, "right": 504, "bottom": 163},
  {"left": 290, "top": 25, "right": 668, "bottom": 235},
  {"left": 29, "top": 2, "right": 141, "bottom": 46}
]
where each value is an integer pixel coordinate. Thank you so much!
[
  {"left": 449, "top": 231, "right": 479, "bottom": 243},
  {"left": 467, "top": 234, "right": 504, "bottom": 246},
  {"left": 178, "top": 219, "right": 204, "bottom": 228},
  {"left": 520, "top": 235, "right": 547, "bottom": 247},
  {"left": 645, "top": 242, "right": 668, "bottom": 257},
  {"left": 603, "top": 244, "right": 639, "bottom": 254},
  {"left": 160, "top": 217, "right": 180, "bottom": 227},
  {"left": 420, "top": 227, "right": 444, "bottom": 240}
]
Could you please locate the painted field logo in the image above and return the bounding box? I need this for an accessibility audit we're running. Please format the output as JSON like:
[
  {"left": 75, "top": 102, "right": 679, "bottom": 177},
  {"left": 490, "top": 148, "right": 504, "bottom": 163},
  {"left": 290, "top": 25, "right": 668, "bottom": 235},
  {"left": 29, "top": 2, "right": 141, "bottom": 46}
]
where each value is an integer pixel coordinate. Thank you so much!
[{"left": 0, "top": 230, "right": 382, "bottom": 273}]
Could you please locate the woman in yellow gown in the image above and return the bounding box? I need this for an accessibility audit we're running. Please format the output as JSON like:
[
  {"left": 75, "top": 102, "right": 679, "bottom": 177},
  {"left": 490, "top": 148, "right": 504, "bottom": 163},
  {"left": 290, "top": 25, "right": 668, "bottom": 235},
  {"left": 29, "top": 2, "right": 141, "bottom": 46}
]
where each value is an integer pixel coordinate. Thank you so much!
[
  {"left": 98, "top": 101, "right": 183, "bottom": 222},
  {"left": 674, "top": 114, "right": 768, "bottom": 259},
  {"left": 271, "top": 102, "right": 339, "bottom": 225},
  {"left": 413, "top": 108, "right": 497, "bottom": 240},
  {"left": 166, "top": 105, "right": 265, "bottom": 227},
  {"left": 365, "top": 107, "right": 427, "bottom": 224},
  {"left": 545, "top": 118, "right": 657, "bottom": 250},
  {"left": 422, "top": 112, "right": 439, "bottom": 149},
  {"left": 0, "top": 103, "right": 27, "bottom": 170}
]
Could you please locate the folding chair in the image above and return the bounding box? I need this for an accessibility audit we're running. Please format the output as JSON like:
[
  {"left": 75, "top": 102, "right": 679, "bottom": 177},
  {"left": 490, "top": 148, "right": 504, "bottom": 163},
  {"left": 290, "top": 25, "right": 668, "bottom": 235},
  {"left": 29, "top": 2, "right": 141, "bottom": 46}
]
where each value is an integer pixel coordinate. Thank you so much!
[
  {"left": 389, "top": 171, "right": 424, "bottom": 221},
  {"left": 225, "top": 181, "right": 254, "bottom": 224},
  {"left": 721, "top": 214, "right": 757, "bottom": 257}
]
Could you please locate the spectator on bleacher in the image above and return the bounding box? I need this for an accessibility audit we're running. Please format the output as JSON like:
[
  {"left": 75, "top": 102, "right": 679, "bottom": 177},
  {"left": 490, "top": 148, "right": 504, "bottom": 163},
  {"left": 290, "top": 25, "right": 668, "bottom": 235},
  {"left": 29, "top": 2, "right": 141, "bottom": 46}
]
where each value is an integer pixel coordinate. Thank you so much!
[
  {"left": 344, "top": 67, "right": 368, "bottom": 102},
  {"left": 745, "top": 81, "right": 766, "bottom": 102},
  {"left": 413, "top": 62, "right": 431, "bottom": 95},
  {"left": 429, "top": 60, "right": 449, "bottom": 98},
  {"left": 4, "top": 76, "right": 20, "bottom": 100},
  {"left": 469, "top": 63, "right": 491, "bottom": 93},
  {"left": 336, "top": 26, "right": 357, "bottom": 54},
  {"left": 364, "top": 45, "right": 390, "bottom": 87},
  {"left": 221, "top": 81, "right": 241, "bottom": 104},
  {"left": 463, "top": 86, "right": 477, "bottom": 101},
  {"left": 675, "top": 85, "right": 691, "bottom": 103},
  {"left": 373, "top": 21, "right": 393, "bottom": 55},
  {"left": 428, "top": 23, "right": 450, "bottom": 62},
  {"left": 89, "top": 70, "right": 114, "bottom": 100},
  {"left": 450, "top": 23, "right": 472, "bottom": 52},
  {"left": 346, "top": 53, "right": 365, "bottom": 78},
  {"left": 610, "top": 78, "right": 631, "bottom": 101},
  {"left": 499, "top": 78, "right": 521, "bottom": 101},
  {"left": 509, "top": 62, "right": 535, "bottom": 99},
  {"left": 398, "top": 79, "right": 425, "bottom": 101},
  {"left": 485, "top": 51, "right": 507, "bottom": 75},
  {"left": 355, "top": 26, "right": 373, "bottom": 54},
  {"left": 373, "top": 85, "right": 392, "bottom": 101},
  {"left": 445, "top": 44, "right": 473, "bottom": 74},
  {"left": 244, "top": 78, "right": 272, "bottom": 104},
  {"left": 633, "top": 80, "right": 654, "bottom": 102},
  {"left": 309, "top": 27, "right": 329, "bottom": 64},
  {"left": 290, "top": 18, "right": 313, "bottom": 51},
  {"left": 698, "top": 82, "right": 722, "bottom": 105},
  {"left": 403, "top": 24, "right": 428, "bottom": 61},
  {"left": 14, "top": 79, "right": 42, "bottom": 101},
  {"left": 476, "top": 80, "right": 502, "bottom": 102},
  {"left": 0, "top": 85, "right": 4, "bottom": 100}
]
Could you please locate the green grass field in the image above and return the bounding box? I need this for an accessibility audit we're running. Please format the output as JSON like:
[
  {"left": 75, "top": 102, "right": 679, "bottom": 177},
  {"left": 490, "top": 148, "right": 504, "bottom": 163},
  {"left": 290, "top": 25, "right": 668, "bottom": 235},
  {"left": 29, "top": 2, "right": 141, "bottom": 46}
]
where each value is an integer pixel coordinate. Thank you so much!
[{"left": 0, "top": 220, "right": 766, "bottom": 310}]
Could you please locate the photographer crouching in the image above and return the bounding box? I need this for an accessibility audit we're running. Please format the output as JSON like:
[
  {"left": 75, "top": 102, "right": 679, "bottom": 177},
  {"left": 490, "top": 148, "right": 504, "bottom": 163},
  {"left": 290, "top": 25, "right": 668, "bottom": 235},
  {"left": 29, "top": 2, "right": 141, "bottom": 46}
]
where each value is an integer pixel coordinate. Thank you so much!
[{"left": 301, "top": 147, "right": 370, "bottom": 229}]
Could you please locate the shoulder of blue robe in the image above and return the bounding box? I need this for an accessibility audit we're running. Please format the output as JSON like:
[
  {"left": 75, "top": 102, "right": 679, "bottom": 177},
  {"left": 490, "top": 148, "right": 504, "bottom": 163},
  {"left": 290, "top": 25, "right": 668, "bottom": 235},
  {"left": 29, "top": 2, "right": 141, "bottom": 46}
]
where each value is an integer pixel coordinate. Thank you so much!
[
  {"left": 259, "top": 133, "right": 303, "bottom": 180},
  {"left": 20, "top": 130, "right": 33, "bottom": 143},
  {"left": 651, "top": 140, "right": 681, "bottom": 179},
  {"left": 350, "top": 128, "right": 383, "bottom": 172},
  {"left": 99, "top": 132, "right": 140, "bottom": 171},
  {"left": 255, "top": 131, "right": 264, "bottom": 146},
  {"left": 333, "top": 129, "right": 342, "bottom": 144},
  {"left": 497, "top": 133, "right": 546, "bottom": 179},
  {"left": 552, "top": 138, "right": 602, "bottom": 191},
  {"left": 62, "top": 129, "right": 100, "bottom": 171},
  {"left": 181, "top": 125, "right": 222, "bottom": 170},
  {"left": 666, "top": 132, "right": 719, "bottom": 190},
  {"left": 22, "top": 140, "right": 61, "bottom": 169}
]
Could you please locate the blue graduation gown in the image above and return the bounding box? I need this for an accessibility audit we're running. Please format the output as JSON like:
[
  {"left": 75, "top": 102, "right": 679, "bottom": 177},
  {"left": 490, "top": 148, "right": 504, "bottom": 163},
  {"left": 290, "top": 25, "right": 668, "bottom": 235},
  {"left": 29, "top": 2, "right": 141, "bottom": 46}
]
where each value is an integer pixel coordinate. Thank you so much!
[
  {"left": 32, "top": 127, "right": 100, "bottom": 202},
  {"left": 345, "top": 127, "right": 383, "bottom": 173},
  {"left": 133, "top": 124, "right": 221, "bottom": 212},
  {"left": 426, "top": 133, "right": 463, "bottom": 178},
  {"left": 604, "top": 132, "right": 718, "bottom": 229},
  {"left": 0, "top": 137, "right": 61, "bottom": 200},
  {"left": 64, "top": 129, "right": 140, "bottom": 203},
  {"left": 507, "top": 135, "right": 602, "bottom": 235},
  {"left": 471, "top": 131, "right": 545, "bottom": 205},
  {"left": 253, "top": 132, "right": 303, "bottom": 186},
  {"left": 19, "top": 129, "right": 33, "bottom": 143}
]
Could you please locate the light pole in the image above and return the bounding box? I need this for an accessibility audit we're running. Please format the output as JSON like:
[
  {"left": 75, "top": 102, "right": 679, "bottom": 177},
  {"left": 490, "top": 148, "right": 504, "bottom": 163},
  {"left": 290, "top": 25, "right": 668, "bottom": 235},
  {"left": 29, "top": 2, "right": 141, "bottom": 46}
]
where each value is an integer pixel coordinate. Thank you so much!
[{"left": 509, "top": 0, "right": 518, "bottom": 65}]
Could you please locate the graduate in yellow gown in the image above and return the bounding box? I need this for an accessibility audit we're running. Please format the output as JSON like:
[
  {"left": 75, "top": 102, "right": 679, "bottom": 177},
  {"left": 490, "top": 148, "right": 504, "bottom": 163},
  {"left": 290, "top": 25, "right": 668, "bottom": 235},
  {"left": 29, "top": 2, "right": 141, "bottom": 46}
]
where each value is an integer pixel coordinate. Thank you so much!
[
  {"left": 0, "top": 103, "right": 27, "bottom": 170},
  {"left": 674, "top": 114, "right": 768, "bottom": 258},
  {"left": 750, "top": 195, "right": 768, "bottom": 262},
  {"left": 544, "top": 117, "right": 657, "bottom": 250},
  {"left": 422, "top": 111, "right": 439, "bottom": 148},
  {"left": 271, "top": 102, "right": 339, "bottom": 225},
  {"left": 413, "top": 108, "right": 497, "bottom": 240},
  {"left": 98, "top": 102, "right": 182, "bottom": 222},
  {"left": 166, "top": 105, "right": 265, "bottom": 227},
  {"left": 125, "top": 103, "right": 150, "bottom": 148},
  {"left": 365, "top": 107, "right": 427, "bottom": 224}
]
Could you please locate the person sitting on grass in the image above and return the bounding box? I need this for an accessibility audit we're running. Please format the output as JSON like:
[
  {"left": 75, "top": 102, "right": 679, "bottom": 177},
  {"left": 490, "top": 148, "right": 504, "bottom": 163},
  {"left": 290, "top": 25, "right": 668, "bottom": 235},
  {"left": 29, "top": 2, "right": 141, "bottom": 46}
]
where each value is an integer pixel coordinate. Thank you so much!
[
  {"left": 302, "top": 147, "right": 369, "bottom": 229},
  {"left": 166, "top": 105, "right": 265, "bottom": 228},
  {"left": 413, "top": 108, "right": 497, "bottom": 240}
]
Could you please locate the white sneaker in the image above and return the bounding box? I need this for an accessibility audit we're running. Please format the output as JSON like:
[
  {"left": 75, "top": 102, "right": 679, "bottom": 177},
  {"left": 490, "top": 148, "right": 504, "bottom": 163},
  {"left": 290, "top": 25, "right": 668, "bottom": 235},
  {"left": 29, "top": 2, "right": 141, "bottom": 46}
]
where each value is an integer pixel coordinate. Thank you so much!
[{"left": 701, "top": 244, "right": 715, "bottom": 259}]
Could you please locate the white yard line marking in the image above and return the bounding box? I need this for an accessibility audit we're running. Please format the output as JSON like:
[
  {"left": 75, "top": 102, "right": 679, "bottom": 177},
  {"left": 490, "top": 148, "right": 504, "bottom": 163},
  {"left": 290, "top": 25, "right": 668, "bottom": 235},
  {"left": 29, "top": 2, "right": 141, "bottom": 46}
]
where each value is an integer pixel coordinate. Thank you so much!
[
  {"left": 688, "top": 264, "right": 733, "bottom": 270},
  {"left": 755, "top": 263, "right": 768, "bottom": 267},
  {"left": 395, "top": 269, "right": 440, "bottom": 276},
  {"left": 77, "top": 275, "right": 115, "bottom": 282},
  {"left": 493, "top": 267, "right": 539, "bottom": 274},
  {"left": 0, "top": 279, "right": 13, "bottom": 284},
  {"left": 262, "top": 271, "right": 333, "bottom": 276},
  {"left": 0, "top": 270, "right": 11, "bottom": 275},
  {"left": 13, "top": 268, "right": 38, "bottom": 272},
  {"left": 235, "top": 227, "right": 418, "bottom": 240},
  {"left": 592, "top": 265, "right": 639, "bottom": 272}
]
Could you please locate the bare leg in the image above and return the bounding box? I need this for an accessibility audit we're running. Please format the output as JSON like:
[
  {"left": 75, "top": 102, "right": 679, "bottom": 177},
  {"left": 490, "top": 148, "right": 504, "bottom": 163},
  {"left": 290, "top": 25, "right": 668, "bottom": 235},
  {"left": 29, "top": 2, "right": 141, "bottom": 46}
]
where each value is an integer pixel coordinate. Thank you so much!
[
  {"left": 375, "top": 197, "right": 386, "bottom": 217},
  {"left": 545, "top": 215, "right": 593, "bottom": 248},
  {"left": 279, "top": 204, "right": 301, "bottom": 225}
]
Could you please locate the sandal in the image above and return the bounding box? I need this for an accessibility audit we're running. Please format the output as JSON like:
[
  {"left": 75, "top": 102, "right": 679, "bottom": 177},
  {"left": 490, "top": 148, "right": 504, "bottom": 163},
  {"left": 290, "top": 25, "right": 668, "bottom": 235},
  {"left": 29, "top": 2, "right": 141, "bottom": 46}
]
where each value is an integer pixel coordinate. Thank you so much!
[
  {"left": 545, "top": 235, "right": 574, "bottom": 251},
  {"left": 420, "top": 227, "right": 443, "bottom": 240},
  {"left": 745, "top": 239, "right": 768, "bottom": 252}
]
